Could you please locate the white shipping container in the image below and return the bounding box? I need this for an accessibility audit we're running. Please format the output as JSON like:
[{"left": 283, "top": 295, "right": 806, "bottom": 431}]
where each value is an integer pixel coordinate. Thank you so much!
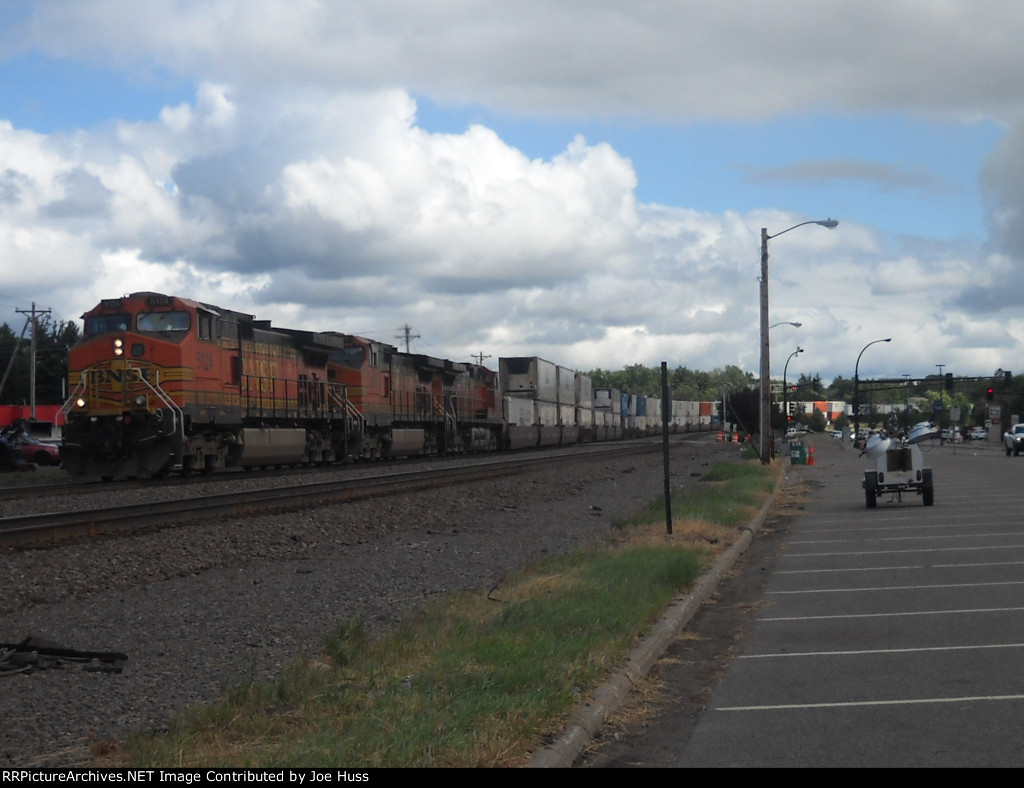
[
  {"left": 503, "top": 396, "right": 535, "bottom": 427},
  {"left": 556, "top": 366, "right": 575, "bottom": 405},
  {"left": 499, "top": 357, "right": 558, "bottom": 402},
  {"left": 575, "top": 373, "right": 593, "bottom": 408},
  {"left": 535, "top": 400, "right": 559, "bottom": 427}
]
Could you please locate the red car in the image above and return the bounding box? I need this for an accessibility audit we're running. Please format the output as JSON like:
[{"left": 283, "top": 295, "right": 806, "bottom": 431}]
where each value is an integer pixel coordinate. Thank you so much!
[{"left": 9, "top": 434, "right": 61, "bottom": 466}]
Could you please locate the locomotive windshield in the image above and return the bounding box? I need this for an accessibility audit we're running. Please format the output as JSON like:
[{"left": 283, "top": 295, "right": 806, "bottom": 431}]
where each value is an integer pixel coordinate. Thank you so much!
[
  {"left": 84, "top": 314, "right": 131, "bottom": 335},
  {"left": 137, "top": 311, "right": 191, "bottom": 332}
]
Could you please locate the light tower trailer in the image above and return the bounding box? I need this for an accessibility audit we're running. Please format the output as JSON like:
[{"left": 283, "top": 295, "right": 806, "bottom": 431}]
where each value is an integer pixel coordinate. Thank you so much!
[{"left": 863, "top": 438, "right": 934, "bottom": 508}]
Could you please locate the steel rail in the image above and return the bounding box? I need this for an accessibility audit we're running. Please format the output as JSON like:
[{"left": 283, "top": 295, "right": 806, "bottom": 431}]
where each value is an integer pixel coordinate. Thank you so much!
[{"left": 0, "top": 440, "right": 674, "bottom": 548}]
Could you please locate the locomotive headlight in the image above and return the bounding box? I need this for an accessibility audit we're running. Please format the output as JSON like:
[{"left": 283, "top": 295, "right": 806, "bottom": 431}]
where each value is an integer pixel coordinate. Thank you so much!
[
  {"left": 133, "top": 394, "right": 147, "bottom": 408},
  {"left": 113, "top": 338, "right": 124, "bottom": 356},
  {"left": 76, "top": 397, "right": 87, "bottom": 409}
]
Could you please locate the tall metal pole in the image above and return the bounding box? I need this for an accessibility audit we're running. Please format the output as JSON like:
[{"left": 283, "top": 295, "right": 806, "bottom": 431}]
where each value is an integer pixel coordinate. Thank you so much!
[
  {"left": 758, "top": 219, "right": 837, "bottom": 465},
  {"left": 853, "top": 337, "right": 891, "bottom": 442},
  {"left": 661, "top": 362, "right": 672, "bottom": 535},
  {"left": 759, "top": 228, "right": 771, "bottom": 464},
  {"left": 783, "top": 347, "right": 803, "bottom": 432}
]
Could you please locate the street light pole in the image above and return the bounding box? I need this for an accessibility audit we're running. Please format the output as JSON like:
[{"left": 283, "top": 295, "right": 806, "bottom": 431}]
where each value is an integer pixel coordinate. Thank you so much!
[
  {"left": 759, "top": 219, "right": 838, "bottom": 465},
  {"left": 853, "top": 337, "right": 892, "bottom": 443},
  {"left": 783, "top": 347, "right": 804, "bottom": 432}
]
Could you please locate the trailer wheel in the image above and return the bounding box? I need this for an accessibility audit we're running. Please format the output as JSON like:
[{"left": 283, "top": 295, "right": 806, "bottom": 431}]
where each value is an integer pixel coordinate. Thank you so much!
[
  {"left": 922, "top": 468, "right": 934, "bottom": 506},
  {"left": 864, "top": 471, "right": 877, "bottom": 509}
]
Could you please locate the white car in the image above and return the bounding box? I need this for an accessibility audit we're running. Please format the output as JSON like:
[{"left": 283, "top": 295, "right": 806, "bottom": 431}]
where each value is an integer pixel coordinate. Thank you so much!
[
  {"left": 971, "top": 428, "right": 988, "bottom": 440},
  {"left": 1005, "top": 424, "right": 1024, "bottom": 456}
]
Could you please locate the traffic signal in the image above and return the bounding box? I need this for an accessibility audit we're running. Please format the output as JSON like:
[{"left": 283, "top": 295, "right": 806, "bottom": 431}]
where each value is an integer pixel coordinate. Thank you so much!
[{"left": 987, "top": 387, "right": 994, "bottom": 401}]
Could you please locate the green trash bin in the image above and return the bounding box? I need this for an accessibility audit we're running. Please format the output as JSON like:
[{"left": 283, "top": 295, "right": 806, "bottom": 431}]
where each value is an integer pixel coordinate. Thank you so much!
[{"left": 789, "top": 440, "right": 806, "bottom": 465}]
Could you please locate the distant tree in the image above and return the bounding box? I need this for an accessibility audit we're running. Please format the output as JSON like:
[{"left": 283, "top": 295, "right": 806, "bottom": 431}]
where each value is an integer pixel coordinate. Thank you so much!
[
  {"left": 0, "top": 316, "right": 80, "bottom": 405},
  {"left": 724, "top": 385, "right": 760, "bottom": 437},
  {"left": 585, "top": 363, "right": 756, "bottom": 402}
]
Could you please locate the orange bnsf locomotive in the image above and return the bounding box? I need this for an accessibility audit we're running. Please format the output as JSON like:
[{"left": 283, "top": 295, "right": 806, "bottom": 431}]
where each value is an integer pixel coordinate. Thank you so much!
[{"left": 61, "top": 293, "right": 503, "bottom": 480}]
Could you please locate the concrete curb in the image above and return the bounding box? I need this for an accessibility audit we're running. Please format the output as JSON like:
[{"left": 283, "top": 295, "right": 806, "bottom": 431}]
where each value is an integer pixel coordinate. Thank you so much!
[{"left": 527, "top": 469, "right": 782, "bottom": 768}]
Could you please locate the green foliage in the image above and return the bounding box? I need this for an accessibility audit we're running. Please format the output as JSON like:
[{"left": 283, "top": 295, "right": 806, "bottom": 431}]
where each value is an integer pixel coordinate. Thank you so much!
[
  {"left": 587, "top": 363, "right": 754, "bottom": 400},
  {"left": 0, "top": 316, "right": 80, "bottom": 405}
]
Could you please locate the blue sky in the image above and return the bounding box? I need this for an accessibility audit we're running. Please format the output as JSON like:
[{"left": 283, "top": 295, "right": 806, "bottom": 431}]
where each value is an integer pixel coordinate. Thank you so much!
[
  {"left": 416, "top": 100, "right": 1001, "bottom": 243},
  {"left": 2, "top": 1, "right": 1024, "bottom": 384},
  {"left": 1, "top": 58, "right": 997, "bottom": 241}
]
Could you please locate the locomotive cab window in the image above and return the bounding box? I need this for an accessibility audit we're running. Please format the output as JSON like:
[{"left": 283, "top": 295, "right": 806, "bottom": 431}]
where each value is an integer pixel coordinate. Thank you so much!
[
  {"left": 198, "top": 312, "right": 214, "bottom": 341},
  {"left": 85, "top": 314, "right": 131, "bottom": 336},
  {"left": 331, "top": 346, "right": 366, "bottom": 369},
  {"left": 137, "top": 311, "right": 191, "bottom": 332}
]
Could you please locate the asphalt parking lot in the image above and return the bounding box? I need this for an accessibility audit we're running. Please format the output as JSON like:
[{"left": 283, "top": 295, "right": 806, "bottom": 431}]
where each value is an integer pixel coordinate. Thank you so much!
[{"left": 601, "top": 432, "right": 1024, "bottom": 768}]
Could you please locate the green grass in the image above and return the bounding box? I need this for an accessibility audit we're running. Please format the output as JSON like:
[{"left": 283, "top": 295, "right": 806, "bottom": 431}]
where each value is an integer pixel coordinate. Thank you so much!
[{"left": 119, "top": 458, "right": 776, "bottom": 768}]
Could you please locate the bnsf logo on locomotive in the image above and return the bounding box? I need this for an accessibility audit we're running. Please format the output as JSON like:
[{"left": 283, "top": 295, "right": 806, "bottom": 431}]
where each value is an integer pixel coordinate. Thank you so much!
[{"left": 92, "top": 365, "right": 154, "bottom": 385}]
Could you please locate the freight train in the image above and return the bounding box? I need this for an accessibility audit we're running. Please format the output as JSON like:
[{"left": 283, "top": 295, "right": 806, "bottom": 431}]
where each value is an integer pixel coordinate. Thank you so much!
[{"left": 59, "top": 293, "right": 713, "bottom": 480}]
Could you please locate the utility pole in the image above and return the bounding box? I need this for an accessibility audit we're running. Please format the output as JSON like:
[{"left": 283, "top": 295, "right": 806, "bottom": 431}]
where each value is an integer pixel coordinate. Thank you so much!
[
  {"left": 15, "top": 302, "right": 50, "bottom": 419},
  {"left": 396, "top": 324, "right": 420, "bottom": 353},
  {"left": 472, "top": 352, "right": 492, "bottom": 366}
]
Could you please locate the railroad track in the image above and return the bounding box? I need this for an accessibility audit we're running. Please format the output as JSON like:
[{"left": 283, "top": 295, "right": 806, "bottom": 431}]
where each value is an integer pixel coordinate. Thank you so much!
[{"left": 0, "top": 439, "right": 688, "bottom": 549}]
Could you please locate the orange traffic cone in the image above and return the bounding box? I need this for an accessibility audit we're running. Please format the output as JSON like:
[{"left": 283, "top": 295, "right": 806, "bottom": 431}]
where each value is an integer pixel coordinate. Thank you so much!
[
  {"left": 717, "top": 430, "right": 724, "bottom": 442},
  {"left": 807, "top": 446, "right": 816, "bottom": 466}
]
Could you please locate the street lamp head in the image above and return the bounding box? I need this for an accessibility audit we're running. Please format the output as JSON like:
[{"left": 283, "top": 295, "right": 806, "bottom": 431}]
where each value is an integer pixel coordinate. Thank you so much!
[{"left": 818, "top": 219, "right": 839, "bottom": 230}]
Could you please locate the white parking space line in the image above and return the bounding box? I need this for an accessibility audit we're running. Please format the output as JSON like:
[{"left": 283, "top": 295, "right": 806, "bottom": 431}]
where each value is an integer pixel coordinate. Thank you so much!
[
  {"left": 737, "top": 643, "right": 1024, "bottom": 660},
  {"left": 717, "top": 694, "right": 1024, "bottom": 712},
  {"left": 761, "top": 606, "right": 1024, "bottom": 622},
  {"left": 776, "top": 560, "right": 1024, "bottom": 574},
  {"left": 768, "top": 580, "right": 1024, "bottom": 595},
  {"left": 789, "top": 530, "right": 1024, "bottom": 545},
  {"left": 783, "top": 543, "right": 1024, "bottom": 558}
]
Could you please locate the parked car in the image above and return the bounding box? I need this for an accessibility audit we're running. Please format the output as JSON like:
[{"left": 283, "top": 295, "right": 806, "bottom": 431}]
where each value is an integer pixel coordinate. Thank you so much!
[
  {"left": 971, "top": 427, "right": 988, "bottom": 440},
  {"left": 9, "top": 434, "right": 60, "bottom": 465}
]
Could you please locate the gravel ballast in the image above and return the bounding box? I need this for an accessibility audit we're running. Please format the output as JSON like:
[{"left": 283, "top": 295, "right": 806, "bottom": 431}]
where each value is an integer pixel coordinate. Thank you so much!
[{"left": 1, "top": 437, "right": 737, "bottom": 767}]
